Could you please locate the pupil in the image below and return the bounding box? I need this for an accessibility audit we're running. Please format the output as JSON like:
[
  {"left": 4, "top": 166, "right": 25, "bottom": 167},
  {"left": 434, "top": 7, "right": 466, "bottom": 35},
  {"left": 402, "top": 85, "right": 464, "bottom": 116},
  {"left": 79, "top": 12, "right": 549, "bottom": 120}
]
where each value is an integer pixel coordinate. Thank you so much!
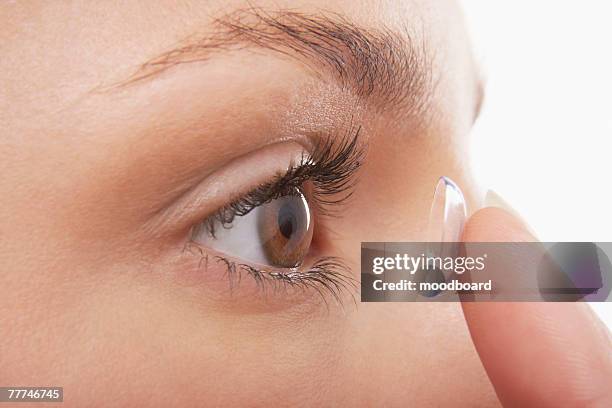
[{"left": 278, "top": 202, "right": 296, "bottom": 239}]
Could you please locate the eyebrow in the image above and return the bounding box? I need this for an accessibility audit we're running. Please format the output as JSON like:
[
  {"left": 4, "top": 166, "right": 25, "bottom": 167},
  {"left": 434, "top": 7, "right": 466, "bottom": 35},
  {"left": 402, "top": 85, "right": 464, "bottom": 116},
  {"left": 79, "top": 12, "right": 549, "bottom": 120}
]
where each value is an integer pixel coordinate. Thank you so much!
[{"left": 120, "top": 7, "right": 433, "bottom": 116}]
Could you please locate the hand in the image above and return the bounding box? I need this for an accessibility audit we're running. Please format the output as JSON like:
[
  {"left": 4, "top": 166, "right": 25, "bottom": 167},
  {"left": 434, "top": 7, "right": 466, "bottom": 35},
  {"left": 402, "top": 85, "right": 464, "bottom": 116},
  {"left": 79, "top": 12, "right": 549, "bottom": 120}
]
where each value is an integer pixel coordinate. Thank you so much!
[{"left": 460, "top": 207, "right": 612, "bottom": 407}]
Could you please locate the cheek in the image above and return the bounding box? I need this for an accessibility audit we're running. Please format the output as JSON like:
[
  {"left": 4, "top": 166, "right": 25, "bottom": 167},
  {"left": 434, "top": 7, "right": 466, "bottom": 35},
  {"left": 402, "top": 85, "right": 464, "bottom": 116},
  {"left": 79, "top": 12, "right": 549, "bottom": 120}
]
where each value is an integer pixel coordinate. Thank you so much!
[
  {"left": 0, "top": 267, "right": 351, "bottom": 406},
  {"left": 337, "top": 303, "right": 499, "bottom": 405}
]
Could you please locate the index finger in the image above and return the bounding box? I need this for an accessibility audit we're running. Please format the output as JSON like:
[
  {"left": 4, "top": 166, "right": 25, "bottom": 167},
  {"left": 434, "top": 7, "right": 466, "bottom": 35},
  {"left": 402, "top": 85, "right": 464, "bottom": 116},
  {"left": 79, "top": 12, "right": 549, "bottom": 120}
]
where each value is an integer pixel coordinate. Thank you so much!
[{"left": 460, "top": 207, "right": 612, "bottom": 407}]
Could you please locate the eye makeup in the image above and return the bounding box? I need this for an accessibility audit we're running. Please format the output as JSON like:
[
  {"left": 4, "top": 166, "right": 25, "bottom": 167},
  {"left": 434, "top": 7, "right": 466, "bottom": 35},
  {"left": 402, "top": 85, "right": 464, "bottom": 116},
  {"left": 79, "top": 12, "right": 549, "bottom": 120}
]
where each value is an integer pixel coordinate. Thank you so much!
[{"left": 186, "top": 125, "right": 365, "bottom": 304}]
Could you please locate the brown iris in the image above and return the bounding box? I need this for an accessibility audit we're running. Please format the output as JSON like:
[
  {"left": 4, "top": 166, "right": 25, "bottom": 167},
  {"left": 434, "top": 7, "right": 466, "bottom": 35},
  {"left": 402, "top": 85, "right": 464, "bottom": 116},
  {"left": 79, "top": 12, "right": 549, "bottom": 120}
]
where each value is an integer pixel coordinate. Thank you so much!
[{"left": 258, "top": 189, "right": 313, "bottom": 267}]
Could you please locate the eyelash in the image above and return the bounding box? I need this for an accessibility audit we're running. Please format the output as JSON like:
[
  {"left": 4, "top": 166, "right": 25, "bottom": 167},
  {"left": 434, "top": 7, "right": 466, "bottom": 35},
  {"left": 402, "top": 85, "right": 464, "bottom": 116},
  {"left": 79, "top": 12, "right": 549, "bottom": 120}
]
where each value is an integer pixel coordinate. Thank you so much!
[
  {"left": 186, "top": 124, "right": 365, "bottom": 303},
  {"left": 182, "top": 252, "right": 358, "bottom": 307},
  {"left": 204, "top": 125, "right": 364, "bottom": 236}
]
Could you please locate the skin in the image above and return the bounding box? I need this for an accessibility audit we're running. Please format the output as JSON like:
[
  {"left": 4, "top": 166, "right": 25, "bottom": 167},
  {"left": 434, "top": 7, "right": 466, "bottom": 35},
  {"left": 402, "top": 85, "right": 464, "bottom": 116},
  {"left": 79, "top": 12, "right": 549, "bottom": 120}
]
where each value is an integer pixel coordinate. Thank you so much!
[
  {"left": 2, "top": 1, "right": 609, "bottom": 407},
  {"left": 461, "top": 208, "right": 612, "bottom": 407}
]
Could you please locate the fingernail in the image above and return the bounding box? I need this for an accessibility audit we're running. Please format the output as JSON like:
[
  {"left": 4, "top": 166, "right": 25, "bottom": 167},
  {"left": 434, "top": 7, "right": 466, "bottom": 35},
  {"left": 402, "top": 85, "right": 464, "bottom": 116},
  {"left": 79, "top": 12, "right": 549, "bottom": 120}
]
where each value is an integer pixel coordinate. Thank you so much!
[{"left": 484, "top": 190, "right": 539, "bottom": 238}]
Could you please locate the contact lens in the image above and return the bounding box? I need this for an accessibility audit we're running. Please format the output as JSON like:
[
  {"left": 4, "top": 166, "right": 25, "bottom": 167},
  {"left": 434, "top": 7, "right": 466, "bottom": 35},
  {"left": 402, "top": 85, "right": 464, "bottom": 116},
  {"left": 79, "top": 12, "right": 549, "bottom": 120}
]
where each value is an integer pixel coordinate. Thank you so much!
[
  {"left": 427, "top": 176, "right": 467, "bottom": 246},
  {"left": 419, "top": 177, "right": 467, "bottom": 297}
]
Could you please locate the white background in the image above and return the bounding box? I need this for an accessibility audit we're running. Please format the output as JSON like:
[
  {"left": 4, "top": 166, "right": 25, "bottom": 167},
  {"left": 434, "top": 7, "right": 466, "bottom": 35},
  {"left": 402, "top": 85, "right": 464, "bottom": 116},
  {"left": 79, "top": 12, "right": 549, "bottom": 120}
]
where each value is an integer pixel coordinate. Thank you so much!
[{"left": 460, "top": 1, "right": 612, "bottom": 327}]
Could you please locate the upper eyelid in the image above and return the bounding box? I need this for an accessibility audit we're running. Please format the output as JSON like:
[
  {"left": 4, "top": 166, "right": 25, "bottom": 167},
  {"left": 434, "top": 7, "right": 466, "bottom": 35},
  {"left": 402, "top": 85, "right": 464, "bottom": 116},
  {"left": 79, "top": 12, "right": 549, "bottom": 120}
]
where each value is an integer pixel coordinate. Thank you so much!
[
  {"left": 141, "top": 141, "right": 309, "bottom": 238},
  {"left": 141, "top": 122, "right": 365, "bottom": 243},
  {"left": 202, "top": 123, "right": 366, "bottom": 235}
]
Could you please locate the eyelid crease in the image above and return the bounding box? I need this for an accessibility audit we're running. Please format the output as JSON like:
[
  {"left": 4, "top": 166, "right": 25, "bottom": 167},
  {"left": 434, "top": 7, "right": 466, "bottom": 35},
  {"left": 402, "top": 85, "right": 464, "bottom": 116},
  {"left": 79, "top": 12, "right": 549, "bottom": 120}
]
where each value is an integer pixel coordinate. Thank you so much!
[
  {"left": 202, "top": 122, "right": 366, "bottom": 238},
  {"left": 144, "top": 119, "right": 366, "bottom": 242},
  {"left": 141, "top": 139, "right": 312, "bottom": 238}
]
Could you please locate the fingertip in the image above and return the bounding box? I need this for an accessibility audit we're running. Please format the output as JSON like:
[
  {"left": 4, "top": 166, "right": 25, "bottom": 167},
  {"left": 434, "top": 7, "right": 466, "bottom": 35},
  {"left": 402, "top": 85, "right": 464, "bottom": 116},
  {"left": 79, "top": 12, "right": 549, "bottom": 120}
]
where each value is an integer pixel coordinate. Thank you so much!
[
  {"left": 459, "top": 209, "right": 612, "bottom": 407},
  {"left": 462, "top": 207, "right": 536, "bottom": 243}
]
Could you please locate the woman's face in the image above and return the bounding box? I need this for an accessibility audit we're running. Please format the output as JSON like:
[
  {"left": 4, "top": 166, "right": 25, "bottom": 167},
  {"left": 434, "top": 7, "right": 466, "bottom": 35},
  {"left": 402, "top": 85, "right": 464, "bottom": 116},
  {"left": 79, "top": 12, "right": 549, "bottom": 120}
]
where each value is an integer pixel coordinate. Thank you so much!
[{"left": 0, "top": 0, "right": 495, "bottom": 406}]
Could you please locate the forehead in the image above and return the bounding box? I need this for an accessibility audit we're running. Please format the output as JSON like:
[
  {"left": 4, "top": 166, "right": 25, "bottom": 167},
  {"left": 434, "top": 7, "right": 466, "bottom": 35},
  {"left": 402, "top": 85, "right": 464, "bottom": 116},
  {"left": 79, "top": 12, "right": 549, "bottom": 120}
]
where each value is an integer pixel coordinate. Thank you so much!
[
  {"left": 1, "top": 0, "right": 475, "bottom": 148},
  {"left": 0, "top": 0, "right": 449, "bottom": 82}
]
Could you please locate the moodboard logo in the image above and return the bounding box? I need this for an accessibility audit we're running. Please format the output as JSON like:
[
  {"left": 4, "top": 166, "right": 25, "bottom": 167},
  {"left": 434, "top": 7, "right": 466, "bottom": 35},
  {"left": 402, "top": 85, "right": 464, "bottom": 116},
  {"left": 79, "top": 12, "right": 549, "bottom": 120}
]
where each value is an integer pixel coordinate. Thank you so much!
[{"left": 360, "top": 242, "right": 612, "bottom": 302}]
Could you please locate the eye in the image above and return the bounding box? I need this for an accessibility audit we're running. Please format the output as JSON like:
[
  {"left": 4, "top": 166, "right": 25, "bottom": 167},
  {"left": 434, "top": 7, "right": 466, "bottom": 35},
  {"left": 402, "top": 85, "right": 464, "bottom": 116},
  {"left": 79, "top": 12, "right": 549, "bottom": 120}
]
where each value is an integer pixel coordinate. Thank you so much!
[
  {"left": 183, "top": 132, "right": 363, "bottom": 302},
  {"left": 191, "top": 187, "right": 314, "bottom": 268}
]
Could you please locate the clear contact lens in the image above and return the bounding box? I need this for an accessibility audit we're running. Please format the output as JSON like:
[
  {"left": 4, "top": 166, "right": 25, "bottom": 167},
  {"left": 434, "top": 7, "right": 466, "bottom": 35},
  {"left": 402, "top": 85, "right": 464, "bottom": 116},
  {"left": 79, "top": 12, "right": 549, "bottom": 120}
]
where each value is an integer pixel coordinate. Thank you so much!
[
  {"left": 419, "top": 177, "right": 467, "bottom": 297},
  {"left": 427, "top": 176, "right": 467, "bottom": 246}
]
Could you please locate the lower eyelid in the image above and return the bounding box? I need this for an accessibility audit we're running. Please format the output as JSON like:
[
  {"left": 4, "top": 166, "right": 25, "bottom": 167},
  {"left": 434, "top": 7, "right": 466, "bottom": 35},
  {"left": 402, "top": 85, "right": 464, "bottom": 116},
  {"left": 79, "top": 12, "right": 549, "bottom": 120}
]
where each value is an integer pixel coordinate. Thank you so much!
[{"left": 179, "top": 242, "right": 357, "bottom": 306}]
